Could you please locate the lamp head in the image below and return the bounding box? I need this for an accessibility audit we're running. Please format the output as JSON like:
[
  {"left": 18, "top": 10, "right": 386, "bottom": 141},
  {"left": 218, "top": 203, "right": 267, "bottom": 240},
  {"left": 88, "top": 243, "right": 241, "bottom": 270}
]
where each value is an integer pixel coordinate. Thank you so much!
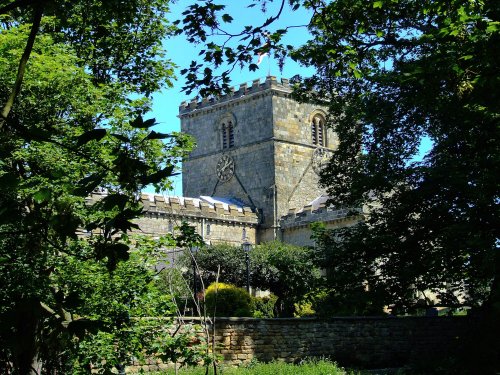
[{"left": 242, "top": 241, "right": 252, "bottom": 253}]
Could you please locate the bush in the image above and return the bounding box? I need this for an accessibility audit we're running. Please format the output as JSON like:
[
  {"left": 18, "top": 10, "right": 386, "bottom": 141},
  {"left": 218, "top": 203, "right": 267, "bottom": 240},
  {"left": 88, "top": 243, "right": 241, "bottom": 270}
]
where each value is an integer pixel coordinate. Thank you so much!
[
  {"left": 293, "top": 301, "right": 316, "bottom": 317},
  {"left": 251, "top": 294, "right": 278, "bottom": 318},
  {"left": 204, "top": 282, "right": 252, "bottom": 317}
]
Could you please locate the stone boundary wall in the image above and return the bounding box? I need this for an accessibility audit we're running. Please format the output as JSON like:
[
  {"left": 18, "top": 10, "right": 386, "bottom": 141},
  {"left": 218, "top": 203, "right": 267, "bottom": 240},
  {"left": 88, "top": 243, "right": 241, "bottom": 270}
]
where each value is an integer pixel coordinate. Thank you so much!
[
  {"left": 205, "top": 316, "right": 470, "bottom": 368},
  {"left": 125, "top": 316, "right": 471, "bottom": 372}
]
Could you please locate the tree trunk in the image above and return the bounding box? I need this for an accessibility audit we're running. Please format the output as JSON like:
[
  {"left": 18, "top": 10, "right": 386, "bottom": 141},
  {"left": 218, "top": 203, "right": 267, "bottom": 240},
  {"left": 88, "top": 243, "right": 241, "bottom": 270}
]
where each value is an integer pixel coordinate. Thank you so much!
[{"left": 13, "top": 297, "right": 40, "bottom": 375}]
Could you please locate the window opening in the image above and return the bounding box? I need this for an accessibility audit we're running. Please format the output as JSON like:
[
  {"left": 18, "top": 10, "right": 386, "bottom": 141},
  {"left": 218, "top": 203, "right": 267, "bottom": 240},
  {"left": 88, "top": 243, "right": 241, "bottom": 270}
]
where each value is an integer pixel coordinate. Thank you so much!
[
  {"left": 222, "top": 122, "right": 228, "bottom": 149},
  {"left": 312, "top": 115, "right": 327, "bottom": 147},
  {"left": 228, "top": 121, "right": 234, "bottom": 148},
  {"left": 222, "top": 121, "right": 234, "bottom": 149}
]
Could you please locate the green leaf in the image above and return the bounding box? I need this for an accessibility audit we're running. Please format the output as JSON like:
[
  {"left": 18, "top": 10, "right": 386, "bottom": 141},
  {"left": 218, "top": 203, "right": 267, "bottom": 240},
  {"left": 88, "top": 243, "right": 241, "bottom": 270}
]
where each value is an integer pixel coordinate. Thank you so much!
[
  {"left": 486, "top": 21, "right": 500, "bottom": 33},
  {"left": 101, "top": 194, "right": 130, "bottom": 211},
  {"left": 74, "top": 173, "right": 105, "bottom": 196},
  {"left": 140, "top": 165, "right": 175, "bottom": 185},
  {"left": 110, "top": 133, "right": 130, "bottom": 143},
  {"left": 33, "top": 187, "right": 52, "bottom": 203},
  {"left": 76, "top": 129, "right": 107, "bottom": 147},
  {"left": 373, "top": 1, "right": 383, "bottom": 8},
  {"left": 145, "top": 131, "right": 173, "bottom": 140},
  {"left": 130, "top": 116, "right": 157, "bottom": 129},
  {"left": 222, "top": 14, "right": 233, "bottom": 23}
]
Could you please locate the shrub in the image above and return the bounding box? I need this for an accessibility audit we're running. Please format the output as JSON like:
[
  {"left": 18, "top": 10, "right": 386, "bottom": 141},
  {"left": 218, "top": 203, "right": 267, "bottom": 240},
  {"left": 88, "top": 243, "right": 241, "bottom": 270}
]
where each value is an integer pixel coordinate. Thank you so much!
[
  {"left": 251, "top": 294, "right": 278, "bottom": 318},
  {"left": 204, "top": 282, "right": 252, "bottom": 317},
  {"left": 293, "top": 301, "right": 316, "bottom": 317}
]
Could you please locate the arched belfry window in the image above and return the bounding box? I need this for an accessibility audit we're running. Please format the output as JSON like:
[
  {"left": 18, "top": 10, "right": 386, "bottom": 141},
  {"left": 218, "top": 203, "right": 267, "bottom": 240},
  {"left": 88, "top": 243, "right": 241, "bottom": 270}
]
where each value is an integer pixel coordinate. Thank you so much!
[
  {"left": 219, "top": 112, "right": 236, "bottom": 149},
  {"left": 311, "top": 112, "right": 327, "bottom": 147},
  {"left": 222, "top": 120, "right": 234, "bottom": 149}
]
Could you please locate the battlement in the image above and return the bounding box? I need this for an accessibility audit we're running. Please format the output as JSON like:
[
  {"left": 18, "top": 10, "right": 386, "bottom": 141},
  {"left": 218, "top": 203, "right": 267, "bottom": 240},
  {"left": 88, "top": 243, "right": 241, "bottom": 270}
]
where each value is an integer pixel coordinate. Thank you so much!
[
  {"left": 280, "top": 205, "right": 363, "bottom": 229},
  {"left": 86, "top": 192, "right": 259, "bottom": 225},
  {"left": 179, "top": 76, "right": 292, "bottom": 115}
]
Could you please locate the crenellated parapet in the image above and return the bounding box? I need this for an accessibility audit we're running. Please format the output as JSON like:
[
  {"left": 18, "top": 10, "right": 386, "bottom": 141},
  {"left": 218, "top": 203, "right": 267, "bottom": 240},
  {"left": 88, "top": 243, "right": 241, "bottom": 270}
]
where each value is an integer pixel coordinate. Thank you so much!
[
  {"left": 280, "top": 205, "right": 364, "bottom": 229},
  {"left": 86, "top": 191, "right": 259, "bottom": 226},
  {"left": 179, "top": 76, "right": 292, "bottom": 116}
]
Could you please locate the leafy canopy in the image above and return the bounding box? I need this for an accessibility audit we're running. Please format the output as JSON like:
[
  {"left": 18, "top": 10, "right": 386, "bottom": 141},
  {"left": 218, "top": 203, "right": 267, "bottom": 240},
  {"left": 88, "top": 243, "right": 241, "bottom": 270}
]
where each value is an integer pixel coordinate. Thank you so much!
[
  {"left": 175, "top": 0, "right": 498, "bottom": 313},
  {"left": 297, "top": 0, "right": 500, "bottom": 312},
  {"left": 0, "top": 1, "right": 199, "bottom": 373}
]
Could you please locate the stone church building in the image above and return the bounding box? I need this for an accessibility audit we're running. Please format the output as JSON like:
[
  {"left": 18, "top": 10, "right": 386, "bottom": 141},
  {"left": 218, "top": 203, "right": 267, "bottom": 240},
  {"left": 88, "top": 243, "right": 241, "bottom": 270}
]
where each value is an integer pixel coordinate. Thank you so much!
[{"left": 91, "top": 77, "right": 361, "bottom": 247}]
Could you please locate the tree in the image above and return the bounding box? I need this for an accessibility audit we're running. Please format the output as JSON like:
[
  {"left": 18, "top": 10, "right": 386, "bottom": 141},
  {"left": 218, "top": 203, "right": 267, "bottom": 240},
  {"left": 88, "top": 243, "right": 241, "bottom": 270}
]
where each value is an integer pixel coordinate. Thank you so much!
[
  {"left": 293, "top": 0, "right": 499, "bottom": 313},
  {"left": 175, "top": 0, "right": 304, "bottom": 96},
  {"left": 184, "top": 242, "right": 322, "bottom": 317},
  {"left": 0, "top": 2, "right": 197, "bottom": 373},
  {"left": 50, "top": 235, "right": 207, "bottom": 374},
  {"left": 252, "top": 241, "right": 322, "bottom": 316},
  {"left": 178, "top": 0, "right": 498, "bottom": 310},
  {"left": 0, "top": 0, "right": 175, "bottom": 124},
  {"left": 184, "top": 243, "right": 249, "bottom": 287}
]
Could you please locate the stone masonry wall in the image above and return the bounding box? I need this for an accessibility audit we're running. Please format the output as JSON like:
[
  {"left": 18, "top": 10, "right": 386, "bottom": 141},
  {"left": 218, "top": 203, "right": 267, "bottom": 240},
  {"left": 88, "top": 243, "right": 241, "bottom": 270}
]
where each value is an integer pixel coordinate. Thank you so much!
[
  {"left": 85, "top": 192, "right": 259, "bottom": 246},
  {"left": 280, "top": 207, "right": 363, "bottom": 246},
  {"left": 180, "top": 76, "right": 340, "bottom": 242},
  {"left": 209, "top": 317, "right": 470, "bottom": 368},
  {"left": 272, "top": 93, "right": 338, "bottom": 222},
  {"left": 128, "top": 316, "right": 471, "bottom": 372},
  {"left": 180, "top": 80, "right": 276, "bottom": 228}
]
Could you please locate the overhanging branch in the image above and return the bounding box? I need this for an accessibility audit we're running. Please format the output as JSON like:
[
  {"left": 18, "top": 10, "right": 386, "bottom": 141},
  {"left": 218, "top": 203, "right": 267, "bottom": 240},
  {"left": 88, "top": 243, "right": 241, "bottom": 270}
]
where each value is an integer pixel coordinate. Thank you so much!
[
  {"left": 1, "top": 2, "right": 43, "bottom": 128},
  {"left": 0, "top": 0, "right": 34, "bottom": 15}
]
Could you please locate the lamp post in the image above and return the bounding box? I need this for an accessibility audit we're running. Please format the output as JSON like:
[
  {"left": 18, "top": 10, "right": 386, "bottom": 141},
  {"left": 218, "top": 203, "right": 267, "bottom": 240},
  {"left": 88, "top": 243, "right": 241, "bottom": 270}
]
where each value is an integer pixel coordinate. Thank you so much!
[
  {"left": 242, "top": 241, "right": 252, "bottom": 294},
  {"left": 190, "top": 246, "right": 199, "bottom": 299}
]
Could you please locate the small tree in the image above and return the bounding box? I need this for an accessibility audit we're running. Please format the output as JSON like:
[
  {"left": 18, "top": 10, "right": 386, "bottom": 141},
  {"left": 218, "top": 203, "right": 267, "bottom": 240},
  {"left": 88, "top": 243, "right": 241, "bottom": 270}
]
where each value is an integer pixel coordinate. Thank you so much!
[
  {"left": 252, "top": 241, "right": 322, "bottom": 317},
  {"left": 180, "top": 243, "right": 248, "bottom": 287},
  {"left": 56, "top": 235, "right": 207, "bottom": 373}
]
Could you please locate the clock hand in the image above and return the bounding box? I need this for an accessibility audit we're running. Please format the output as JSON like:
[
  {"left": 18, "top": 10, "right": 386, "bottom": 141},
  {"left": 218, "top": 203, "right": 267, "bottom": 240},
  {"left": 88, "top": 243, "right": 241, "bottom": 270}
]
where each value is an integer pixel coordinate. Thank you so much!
[{"left": 222, "top": 158, "right": 231, "bottom": 171}]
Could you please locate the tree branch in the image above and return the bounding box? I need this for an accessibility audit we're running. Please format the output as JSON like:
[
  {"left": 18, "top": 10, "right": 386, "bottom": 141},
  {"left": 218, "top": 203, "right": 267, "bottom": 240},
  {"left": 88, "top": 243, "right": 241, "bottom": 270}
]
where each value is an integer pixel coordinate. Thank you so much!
[
  {"left": 0, "top": 0, "right": 33, "bottom": 15},
  {"left": 1, "top": 2, "right": 43, "bottom": 128}
]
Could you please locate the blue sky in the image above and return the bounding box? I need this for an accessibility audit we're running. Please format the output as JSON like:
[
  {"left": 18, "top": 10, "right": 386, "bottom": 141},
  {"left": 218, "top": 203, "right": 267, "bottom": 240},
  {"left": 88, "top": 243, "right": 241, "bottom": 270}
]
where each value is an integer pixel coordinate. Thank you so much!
[{"left": 148, "top": 1, "right": 314, "bottom": 195}]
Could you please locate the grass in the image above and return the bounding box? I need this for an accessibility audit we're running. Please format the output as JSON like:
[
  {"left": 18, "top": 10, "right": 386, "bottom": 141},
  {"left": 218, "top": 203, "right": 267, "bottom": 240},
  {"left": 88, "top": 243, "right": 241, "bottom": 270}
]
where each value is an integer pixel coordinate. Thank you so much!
[{"left": 147, "top": 359, "right": 359, "bottom": 374}]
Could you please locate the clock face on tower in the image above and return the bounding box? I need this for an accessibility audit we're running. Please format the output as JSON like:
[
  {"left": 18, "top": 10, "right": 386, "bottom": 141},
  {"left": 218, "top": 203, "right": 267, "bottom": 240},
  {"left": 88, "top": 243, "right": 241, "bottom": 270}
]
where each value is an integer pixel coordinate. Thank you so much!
[
  {"left": 216, "top": 154, "right": 235, "bottom": 182},
  {"left": 312, "top": 148, "right": 331, "bottom": 175}
]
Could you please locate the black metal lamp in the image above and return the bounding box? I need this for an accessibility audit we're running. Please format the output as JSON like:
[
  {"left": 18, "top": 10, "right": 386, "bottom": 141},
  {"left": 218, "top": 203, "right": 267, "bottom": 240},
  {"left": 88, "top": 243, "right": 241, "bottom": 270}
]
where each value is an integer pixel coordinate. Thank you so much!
[{"left": 242, "top": 241, "right": 252, "bottom": 293}]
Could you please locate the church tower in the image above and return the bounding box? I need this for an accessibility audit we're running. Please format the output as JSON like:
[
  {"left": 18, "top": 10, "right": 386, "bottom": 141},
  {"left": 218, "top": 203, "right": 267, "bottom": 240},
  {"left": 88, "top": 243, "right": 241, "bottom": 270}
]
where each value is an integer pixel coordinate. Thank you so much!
[{"left": 180, "top": 76, "right": 338, "bottom": 242}]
